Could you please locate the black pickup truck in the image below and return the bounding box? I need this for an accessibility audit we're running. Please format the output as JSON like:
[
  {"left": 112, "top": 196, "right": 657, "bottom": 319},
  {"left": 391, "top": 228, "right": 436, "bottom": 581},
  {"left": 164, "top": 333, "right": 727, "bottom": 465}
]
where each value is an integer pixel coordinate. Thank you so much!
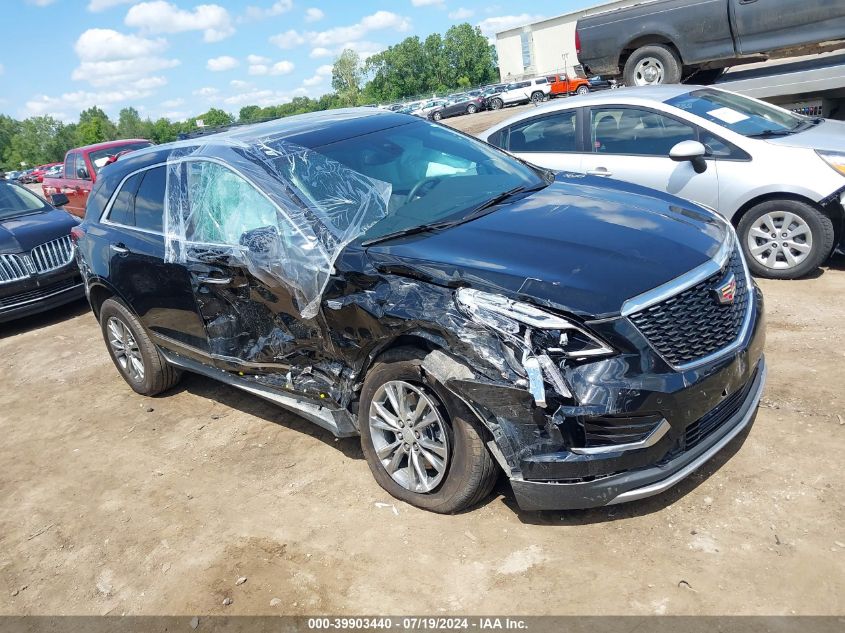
[{"left": 576, "top": 0, "right": 845, "bottom": 86}]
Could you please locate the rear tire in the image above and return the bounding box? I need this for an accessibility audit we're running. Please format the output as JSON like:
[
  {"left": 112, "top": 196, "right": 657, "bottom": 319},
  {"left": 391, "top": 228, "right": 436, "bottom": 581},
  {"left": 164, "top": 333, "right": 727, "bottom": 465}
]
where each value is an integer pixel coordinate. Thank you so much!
[
  {"left": 737, "top": 199, "right": 835, "bottom": 279},
  {"left": 99, "top": 298, "right": 182, "bottom": 396},
  {"left": 623, "top": 44, "right": 682, "bottom": 85},
  {"left": 530, "top": 91, "right": 544, "bottom": 104},
  {"left": 359, "top": 351, "right": 499, "bottom": 514},
  {"left": 490, "top": 97, "right": 503, "bottom": 110},
  {"left": 432, "top": 111, "right": 442, "bottom": 121},
  {"left": 575, "top": 85, "right": 590, "bottom": 95}
]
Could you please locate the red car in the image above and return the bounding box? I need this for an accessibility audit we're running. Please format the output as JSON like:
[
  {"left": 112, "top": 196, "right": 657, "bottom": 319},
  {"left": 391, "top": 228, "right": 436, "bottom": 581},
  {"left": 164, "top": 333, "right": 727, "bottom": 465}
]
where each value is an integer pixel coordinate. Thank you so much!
[
  {"left": 33, "top": 163, "right": 62, "bottom": 183},
  {"left": 42, "top": 139, "right": 153, "bottom": 217}
]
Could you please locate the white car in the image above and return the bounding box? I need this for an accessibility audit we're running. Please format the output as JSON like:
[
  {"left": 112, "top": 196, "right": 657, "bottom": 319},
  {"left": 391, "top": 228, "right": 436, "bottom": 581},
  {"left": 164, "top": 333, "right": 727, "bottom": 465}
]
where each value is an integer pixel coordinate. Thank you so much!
[
  {"left": 481, "top": 85, "right": 845, "bottom": 279},
  {"left": 486, "top": 78, "right": 552, "bottom": 110}
]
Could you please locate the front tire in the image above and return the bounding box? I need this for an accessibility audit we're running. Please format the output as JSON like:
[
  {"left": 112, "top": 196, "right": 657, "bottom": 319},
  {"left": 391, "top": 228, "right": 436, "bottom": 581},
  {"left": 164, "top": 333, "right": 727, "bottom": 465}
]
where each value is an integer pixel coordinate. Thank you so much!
[
  {"left": 623, "top": 44, "right": 682, "bottom": 85},
  {"left": 359, "top": 352, "right": 498, "bottom": 513},
  {"left": 530, "top": 91, "right": 544, "bottom": 104},
  {"left": 489, "top": 97, "right": 503, "bottom": 110},
  {"left": 737, "top": 199, "right": 835, "bottom": 279},
  {"left": 99, "top": 298, "right": 182, "bottom": 396},
  {"left": 432, "top": 111, "right": 442, "bottom": 121},
  {"left": 466, "top": 104, "right": 477, "bottom": 114}
]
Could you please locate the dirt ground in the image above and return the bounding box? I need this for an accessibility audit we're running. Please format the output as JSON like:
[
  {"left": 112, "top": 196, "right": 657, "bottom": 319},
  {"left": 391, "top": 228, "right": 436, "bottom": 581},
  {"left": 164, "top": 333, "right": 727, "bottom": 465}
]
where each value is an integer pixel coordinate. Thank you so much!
[{"left": 2, "top": 112, "right": 844, "bottom": 616}]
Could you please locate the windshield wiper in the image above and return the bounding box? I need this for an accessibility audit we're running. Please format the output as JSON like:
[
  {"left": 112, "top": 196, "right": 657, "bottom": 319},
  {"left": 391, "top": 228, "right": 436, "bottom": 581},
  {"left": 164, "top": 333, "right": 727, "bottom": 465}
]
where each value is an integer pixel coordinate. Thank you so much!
[
  {"left": 361, "top": 184, "right": 542, "bottom": 247},
  {"left": 746, "top": 128, "right": 795, "bottom": 138}
]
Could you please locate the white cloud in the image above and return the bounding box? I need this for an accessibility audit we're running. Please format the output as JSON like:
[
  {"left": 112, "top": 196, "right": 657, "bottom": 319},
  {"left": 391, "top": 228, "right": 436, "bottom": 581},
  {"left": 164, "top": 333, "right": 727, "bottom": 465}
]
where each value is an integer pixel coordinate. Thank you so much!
[
  {"left": 87, "top": 0, "right": 132, "bottom": 11},
  {"left": 72, "top": 29, "right": 179, "bottom": 88},
  {"left": 302, "top": 64, "right": 333, "bottom": 87},
  {"left": 304, "top": 7, "right": 324, "bottom": 22},
  {"left": 309, "top": 11, "right": 410, "bottom": 48},
  {"left": 193, "top": 86, "right": 220, "bottom": 98},
  {"left": 161, "top": 97, "right": 185, "bottom": 108},
  {"left": 207, "top": 55, "right": 239, "bottom": 71},
  {"left": 477, "top": 14, "right": 544, "bottom": 38},
  {"left": 222, "top": 89, "right": 295, "bottom": 107},
  {"left": 448, "top": 8, "right": 474, "bottom": 19},
  {"left": 248, "top": 59, "right": 295, "bottom": 76},
  {"left": 309, "top": 47, "right": 332, "bottom": 58},
  {"left": 247, "top": 54, "right": 270, "bottom": 65},
  {"left": 242, "top": 0, "right": 292, "bottom": 20},
  {"left": 75, "top": 28, "right": 165, "bottom": 61},
  {"left": 269, "top": 29, "right": 306, "bottom": 49},
  {"left": 125, "top": 1, "right": 235, "bottom": 43},
  {"left": 230, "top": 79, "right": 252, "bottom": 89},
  {"left": 411, "top": 0, "right": 443, "bottom": 6}
]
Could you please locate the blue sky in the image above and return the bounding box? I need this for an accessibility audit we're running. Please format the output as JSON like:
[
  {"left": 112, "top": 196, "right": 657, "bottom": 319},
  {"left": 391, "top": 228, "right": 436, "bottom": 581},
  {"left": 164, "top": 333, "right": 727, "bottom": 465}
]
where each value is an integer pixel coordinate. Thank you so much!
[{"left": 0, "top": 0, "right": 584, "bottom": 122}]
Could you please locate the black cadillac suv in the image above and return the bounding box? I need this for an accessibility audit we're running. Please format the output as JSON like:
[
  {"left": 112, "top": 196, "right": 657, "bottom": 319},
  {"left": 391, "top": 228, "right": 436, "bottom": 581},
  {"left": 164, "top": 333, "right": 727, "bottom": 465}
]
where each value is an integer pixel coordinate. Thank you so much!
[
  {"left": 73, "top": 109, "right": 766, "bottom": 513},
  {"left": 0, "top": 181, "right": 84, "bottom": 324}
]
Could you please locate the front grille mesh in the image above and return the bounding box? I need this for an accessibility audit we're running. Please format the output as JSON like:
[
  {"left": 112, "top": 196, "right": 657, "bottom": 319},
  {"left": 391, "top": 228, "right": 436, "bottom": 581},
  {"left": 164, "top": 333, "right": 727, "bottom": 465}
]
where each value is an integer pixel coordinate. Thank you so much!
[
  {"left": 30, "top": 236, "right": 74, "bottom": 273},
  {"left": 0, "top": 236, "right": 74, "bottom": 285},
  {"left": 629, "top": 246, "right": 749, "bottom": 367},
  {"left": 0, "top": 254, "right": 30, "bottom": 283}
]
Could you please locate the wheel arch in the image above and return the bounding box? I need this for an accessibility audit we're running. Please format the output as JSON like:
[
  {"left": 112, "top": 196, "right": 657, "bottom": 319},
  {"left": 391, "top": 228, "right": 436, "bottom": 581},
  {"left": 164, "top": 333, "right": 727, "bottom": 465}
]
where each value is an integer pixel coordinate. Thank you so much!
[
  {"left": 86, "top": 279, "right": 120, "bottom": 320},
  {"left": 619, "top": 35, "right": 683, "bottom": 72},
  {"left": 729, "top": 191, "right": 842, "bottom": 231}
]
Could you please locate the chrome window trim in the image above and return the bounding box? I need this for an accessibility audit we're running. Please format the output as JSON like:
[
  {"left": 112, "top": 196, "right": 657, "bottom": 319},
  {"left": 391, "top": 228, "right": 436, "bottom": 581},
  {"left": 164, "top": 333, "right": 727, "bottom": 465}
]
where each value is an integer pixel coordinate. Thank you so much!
[{"left": 570, "top": 418, "right": 671, "bottom": 455}]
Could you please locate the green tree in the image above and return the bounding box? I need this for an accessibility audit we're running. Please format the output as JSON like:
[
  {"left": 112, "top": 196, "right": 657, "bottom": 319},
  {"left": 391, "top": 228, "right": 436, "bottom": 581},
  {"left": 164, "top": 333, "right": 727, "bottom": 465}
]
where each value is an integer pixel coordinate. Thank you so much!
[
  {"left": 194, "top": 108, "right": 234, "bottom": 128},
  {"left": 77, "top": 106, "right": 117, "bottom": 145},
  {"left": 4, "top": 116, "right": 63, "bottom": 167},
  {"left": 332, "top": 49, "right": 363, "bottom": 107},
  {"left": 117, "top": 107, "right": 145, "bottom": 139},
  {"left": 239, "top": 105, "right": 262, "bottom": 123},
  {"left": 149, "top": 118, "right": 178, "bottom": 144},
  {"left": 443, "top": 23, "right": 498, "bottom": 87}
]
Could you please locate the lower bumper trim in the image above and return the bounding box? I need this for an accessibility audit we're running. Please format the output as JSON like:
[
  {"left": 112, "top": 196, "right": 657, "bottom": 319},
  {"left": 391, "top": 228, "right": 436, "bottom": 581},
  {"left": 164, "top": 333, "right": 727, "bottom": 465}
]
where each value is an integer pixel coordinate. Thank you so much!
[{"left": 510, "top": 356, "right": 767, "bottom": 511}]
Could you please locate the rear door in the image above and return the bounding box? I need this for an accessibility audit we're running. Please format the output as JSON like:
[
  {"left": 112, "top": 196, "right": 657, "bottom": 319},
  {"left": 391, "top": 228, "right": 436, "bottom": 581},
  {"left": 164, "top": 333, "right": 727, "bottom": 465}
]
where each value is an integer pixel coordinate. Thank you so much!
[
  {"left": 490, "top": 108, "right": 584, "bottom": 172},
  {"left": 579, "top": 105, "right": 720, "bottom": 209},
  {"left": 175, "top": 159, "right": 327, "bottom": 376},
  {"left": 101, "top": 165, "right": 211, "bottom": 358},
  {"left": 731, "top": 0, "right": 845, "bottom": 55}
]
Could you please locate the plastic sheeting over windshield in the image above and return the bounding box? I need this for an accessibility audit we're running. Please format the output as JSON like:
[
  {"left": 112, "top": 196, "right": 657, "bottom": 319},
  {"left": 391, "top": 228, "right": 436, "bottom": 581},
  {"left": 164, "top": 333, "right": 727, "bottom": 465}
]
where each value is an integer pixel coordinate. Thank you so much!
[{"left": 162, "top": 131, "right": 391, "bottom": 319}]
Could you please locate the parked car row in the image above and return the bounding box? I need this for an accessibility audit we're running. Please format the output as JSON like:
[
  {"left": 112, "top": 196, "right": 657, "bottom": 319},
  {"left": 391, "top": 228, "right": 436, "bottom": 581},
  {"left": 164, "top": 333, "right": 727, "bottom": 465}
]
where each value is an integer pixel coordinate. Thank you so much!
[
  {"left": 485, "top": 73, "right": 616, "bottom": 110},
  {"left": 11, "top": 162, "right": 62, "bottom": 184}
]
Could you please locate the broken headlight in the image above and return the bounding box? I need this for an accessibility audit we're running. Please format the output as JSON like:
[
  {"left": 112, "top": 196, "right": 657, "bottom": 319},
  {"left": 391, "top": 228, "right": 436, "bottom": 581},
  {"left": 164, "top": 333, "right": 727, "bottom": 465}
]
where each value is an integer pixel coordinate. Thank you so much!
[{"left": 455, "top": 288, "right": 614, "bottom": 407}]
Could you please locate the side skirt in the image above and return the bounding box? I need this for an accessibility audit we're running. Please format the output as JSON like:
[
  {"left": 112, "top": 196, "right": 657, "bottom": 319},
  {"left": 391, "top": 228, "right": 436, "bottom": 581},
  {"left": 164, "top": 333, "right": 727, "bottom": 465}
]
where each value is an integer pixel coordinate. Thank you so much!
[{"left": 159, "top": 349, "right": 359, "bottom": 438}]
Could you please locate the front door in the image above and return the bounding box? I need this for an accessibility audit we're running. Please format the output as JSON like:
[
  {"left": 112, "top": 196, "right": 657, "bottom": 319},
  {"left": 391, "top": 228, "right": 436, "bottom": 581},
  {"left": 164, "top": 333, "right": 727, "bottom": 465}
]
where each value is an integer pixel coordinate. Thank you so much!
[
  {"left": 174, "top": 159, "right": 327, "bottom": 378},
  {"left": 730, "top": 0, "right": 845, "bottom": 56},
  {"left": 498, "top": 108, "right": 584, "bottom": 172},
  {"left": 61, "top": 152, "right": 91, "bottom": 218},
  {"left": 580, "top": 106, "right": 720, "bottom": 211},
  {"left": 100, "top": 165, "right": 211, "bottom": 358}
]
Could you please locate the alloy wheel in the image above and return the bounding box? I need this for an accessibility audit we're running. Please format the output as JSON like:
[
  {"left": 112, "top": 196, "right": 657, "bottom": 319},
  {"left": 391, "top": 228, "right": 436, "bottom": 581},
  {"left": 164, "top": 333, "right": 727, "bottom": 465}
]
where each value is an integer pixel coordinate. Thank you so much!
[
  {"left": 746, "top": 211, "right": 813, "bottom": 270},
  {"left": 633, "top": 57, "right": 665, "bottom": 85},
  {"left": 368, "top": 380, "right": 449, "bottom": 493},
  {"left": 107, "top": 316, "right": 145, "bottom": 382}
]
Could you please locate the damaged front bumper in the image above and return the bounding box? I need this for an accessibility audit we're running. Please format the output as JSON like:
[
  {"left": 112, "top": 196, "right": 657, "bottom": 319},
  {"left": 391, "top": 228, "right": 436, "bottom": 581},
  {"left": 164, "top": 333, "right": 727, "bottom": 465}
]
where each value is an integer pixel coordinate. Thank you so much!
[{"left": 508, "top": 357, "right": 766, "bottom": 511}]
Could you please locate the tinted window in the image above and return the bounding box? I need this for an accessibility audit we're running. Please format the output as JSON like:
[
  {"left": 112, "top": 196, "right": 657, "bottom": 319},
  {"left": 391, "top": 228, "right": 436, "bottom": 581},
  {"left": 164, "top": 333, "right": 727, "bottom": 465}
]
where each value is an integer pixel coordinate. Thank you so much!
[
  {"left": 535, "top": 77, "right": 548, "bottom": 84},
  {"left": 89, "top": 142, "right": 153, "bottom": 175},
  {"left": 505, "top": 111, "right": 578, "bottom": 153},
  {"left": 134, "top": 167, "right": 165, "bottom": 232},
  {"left": 185, "top": 161, "right": 280, "bottom": 246},
  {"left": 64, "top": 153, "right": 77, "bottom": 179},
  {"left": 107, "top": 172, "right": 142, "bottom": 226},
  {"left": 591, "top": 107, "right": 696, "bottom": 155}
]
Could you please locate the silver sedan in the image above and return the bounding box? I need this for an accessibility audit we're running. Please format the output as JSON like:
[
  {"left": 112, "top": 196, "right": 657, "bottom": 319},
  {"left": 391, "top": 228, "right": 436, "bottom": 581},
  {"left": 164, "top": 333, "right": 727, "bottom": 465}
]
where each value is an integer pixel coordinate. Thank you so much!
[{"left": 480, "top": 85, "right": 845, "bottom": 279}]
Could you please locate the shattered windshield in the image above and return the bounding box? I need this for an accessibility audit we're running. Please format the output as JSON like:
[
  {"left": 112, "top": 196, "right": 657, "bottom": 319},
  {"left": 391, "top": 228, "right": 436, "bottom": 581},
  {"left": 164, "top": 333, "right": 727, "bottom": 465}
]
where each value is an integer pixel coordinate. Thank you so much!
[{"left": 307, "top": 120, "right": 546, "bottom": 241}]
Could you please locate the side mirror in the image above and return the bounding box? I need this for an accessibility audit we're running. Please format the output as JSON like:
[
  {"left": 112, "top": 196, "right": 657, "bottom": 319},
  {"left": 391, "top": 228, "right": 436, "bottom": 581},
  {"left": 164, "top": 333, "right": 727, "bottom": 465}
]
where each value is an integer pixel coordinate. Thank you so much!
[
  {"left": 77, "top": 167, "right": 90, "bottom": 180},
  {"left": 50, "top": 193, "right": 70, "bottom": 207},
  {"left": 670, "top": 140, "right": 708, "bottom": 174}
]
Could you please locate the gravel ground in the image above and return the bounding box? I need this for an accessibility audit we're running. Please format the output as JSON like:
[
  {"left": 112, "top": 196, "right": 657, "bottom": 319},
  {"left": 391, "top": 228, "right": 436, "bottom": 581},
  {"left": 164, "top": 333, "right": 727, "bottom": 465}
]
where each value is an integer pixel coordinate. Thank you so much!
[{"left": 2, "top": 111, "right": 844, "bottom": 615}]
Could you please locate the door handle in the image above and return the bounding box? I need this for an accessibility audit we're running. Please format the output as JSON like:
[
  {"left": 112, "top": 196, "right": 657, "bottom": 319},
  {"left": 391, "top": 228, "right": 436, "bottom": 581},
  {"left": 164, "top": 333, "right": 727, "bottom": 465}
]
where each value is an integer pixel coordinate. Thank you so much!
[
  {"left": 586, "top": 168, "right": 612, "bottom": 177},
  {"left": 110, "top": 244, "right": 129, "bottom": 254},
  {"left": 196, "top": 275, "right": 232, "bottom": 285}
]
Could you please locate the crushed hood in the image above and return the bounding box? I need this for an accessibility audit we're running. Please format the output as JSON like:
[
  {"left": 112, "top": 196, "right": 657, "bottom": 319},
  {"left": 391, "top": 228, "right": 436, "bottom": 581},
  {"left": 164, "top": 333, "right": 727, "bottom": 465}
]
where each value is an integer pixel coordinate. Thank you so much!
[
  {"left": 0, "top": 209, "right": 76, "bottom": 254},
  {"left": 366, "top": 175, "right": 728, "bottom": 318}
]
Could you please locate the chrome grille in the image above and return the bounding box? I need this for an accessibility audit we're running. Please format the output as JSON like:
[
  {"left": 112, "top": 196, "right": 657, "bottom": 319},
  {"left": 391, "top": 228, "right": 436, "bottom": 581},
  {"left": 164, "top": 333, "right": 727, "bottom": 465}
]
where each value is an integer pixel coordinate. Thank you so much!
[
  {"left": 0, "top": 235, "right": 74, "bottom": 285},
  {"left": 0, "top": 254, "right": 30, "bottom": 283},
  {"left": 30, "top": 235, "right": 74, "bottom": 274},
  {"left": 629, "top": 246, "right": 750, "bottom": 368}
]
